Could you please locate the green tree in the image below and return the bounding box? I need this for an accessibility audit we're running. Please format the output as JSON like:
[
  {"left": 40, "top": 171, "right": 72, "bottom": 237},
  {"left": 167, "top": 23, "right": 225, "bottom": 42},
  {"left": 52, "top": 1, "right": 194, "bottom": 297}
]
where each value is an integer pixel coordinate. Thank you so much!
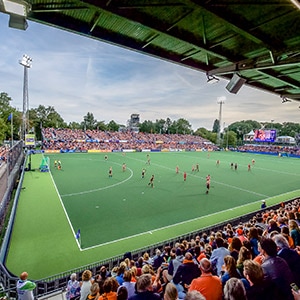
[
  {"left": 30, "top": 105, "right": 65, "bottom": 140},
  {"left": 155, "top": 119, "right": 166, "bottom": 134},
  {"left": 212, "top": 119, "right": 220, "bottom": 133},
  {"left": 222, "top": 130, "right": 237, "bottom": 148},
  {"left": 82, "top": 112, "right": 97, "bottom": 130},
  {"left": 107, "top": 120, "right": 119, "bottom": 132},
  {"left": 0, "top": 118, "right": 7, "bottom": 144},
  {"left": 139, "top": 120, "right": 155, "bottom": 133},
  {"left": 281, "top": 122, "right": 300, "bottom": 137},
  {"left": 68, "top": 122, "right": 81, "bottom": 129},
  {"left": 169, "top": 118, "right": 192, "bottom": 134},
  {"left": 96, "top": 121, "right": 107, "bottom": 131},
  {"left": 194, "top": 127, "right": 210, "bottom": 139}
]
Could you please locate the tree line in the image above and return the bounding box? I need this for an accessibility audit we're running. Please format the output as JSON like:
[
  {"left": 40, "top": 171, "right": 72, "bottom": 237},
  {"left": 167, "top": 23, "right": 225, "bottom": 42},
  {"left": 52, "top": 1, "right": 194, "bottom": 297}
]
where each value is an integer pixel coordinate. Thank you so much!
[{"left": 1, "top": 91, "right": 300, "bottom": 147}]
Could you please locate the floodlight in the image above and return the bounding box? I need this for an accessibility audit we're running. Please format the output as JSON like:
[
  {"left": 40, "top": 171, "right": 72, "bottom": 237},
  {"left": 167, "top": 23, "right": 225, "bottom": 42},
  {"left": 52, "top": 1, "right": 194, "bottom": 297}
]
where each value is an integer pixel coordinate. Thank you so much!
[
  {"left": 207, "top": 75, "right": 219, "bottom": 84},
  {"left": 226, "top": 73, "right": 246, "bottom": 94},
  {"left": 3, "top": 0, "right": 31, "bottom": 30}
]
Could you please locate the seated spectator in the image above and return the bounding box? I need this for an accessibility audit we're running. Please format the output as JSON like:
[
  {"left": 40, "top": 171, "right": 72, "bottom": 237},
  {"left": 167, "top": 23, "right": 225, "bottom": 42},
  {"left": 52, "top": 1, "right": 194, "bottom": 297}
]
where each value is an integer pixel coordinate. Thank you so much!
[
  {"left": 247, "top": 227, "right": 260, "bottom": 258},
  {"left": 223, "top": 278, "right": 247, "bottom": 300},
  {"left": 66, "top": 273, "right": 81, "bottom": 300},
  {"left": 243, "top": 259, "right": 274, "bottom": 300},
  {"left": 99, "top": 278, "right": 118, "bottom": 300},
  {"left": 236, "top": 246, "right": 252, "bottom": 277},
  {"left": 220, "top": 255, "right": 241, "bottom": 287},
  {"left": 164, "top": 248, "right": 184, "bottom": 282},
  {"left": 184, "top": 291, "right": 205, "bottom": 300},
  {"left": 229, "top": 237, "right": 242, "bottom": 261},
  {"left": 152, "top": 249, "right": 165, "bottom": 271},
  {"left": 163, "top": 283, "right": 178, "bottom": 300},
  {"left": 117, "top": 286, "right": 128, "bottom": 300},
  {"left": 87, "top": 283, "right": 100, "bottom": 300},
  {"left": 189, "top": 258, "right": 222, "bottom": 300},
  {"left": 172, "top": 252, "right": 200, "bottom": 299},
  {"left": 121, "top": 271, "right": 136, "bottom": 299},
  {"left": 128, "top": 274, "right": 160, "bottom": 300},
  {"left": 95, "top": 266, "right": 109, "bottom": 295}
]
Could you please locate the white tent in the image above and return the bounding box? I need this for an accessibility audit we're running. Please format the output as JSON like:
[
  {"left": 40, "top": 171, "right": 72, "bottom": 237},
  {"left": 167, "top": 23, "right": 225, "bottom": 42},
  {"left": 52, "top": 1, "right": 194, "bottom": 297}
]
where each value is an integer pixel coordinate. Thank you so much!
[{"left": 275, "top": 136, "right": 295, "bottom": 144}]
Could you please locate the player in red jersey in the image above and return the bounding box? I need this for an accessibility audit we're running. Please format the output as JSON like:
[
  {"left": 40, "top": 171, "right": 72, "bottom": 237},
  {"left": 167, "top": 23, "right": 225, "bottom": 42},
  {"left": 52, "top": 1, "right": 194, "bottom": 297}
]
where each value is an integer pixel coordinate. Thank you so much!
[{"left": 183, "top": 172, "right": 187, "bottom": 181}]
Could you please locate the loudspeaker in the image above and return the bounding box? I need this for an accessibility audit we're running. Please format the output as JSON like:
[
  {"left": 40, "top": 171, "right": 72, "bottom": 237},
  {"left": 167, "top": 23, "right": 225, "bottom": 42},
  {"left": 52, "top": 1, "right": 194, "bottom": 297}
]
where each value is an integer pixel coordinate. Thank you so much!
[{"left": 226, "top": 74, "right": 246, "bottom": 94}]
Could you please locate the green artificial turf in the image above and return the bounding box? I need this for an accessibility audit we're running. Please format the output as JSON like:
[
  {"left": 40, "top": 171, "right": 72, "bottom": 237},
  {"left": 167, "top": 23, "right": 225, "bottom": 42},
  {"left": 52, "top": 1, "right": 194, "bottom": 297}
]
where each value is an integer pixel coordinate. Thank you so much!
[{"left": 5, "top": 151, "right": 300, "bottom": 279}]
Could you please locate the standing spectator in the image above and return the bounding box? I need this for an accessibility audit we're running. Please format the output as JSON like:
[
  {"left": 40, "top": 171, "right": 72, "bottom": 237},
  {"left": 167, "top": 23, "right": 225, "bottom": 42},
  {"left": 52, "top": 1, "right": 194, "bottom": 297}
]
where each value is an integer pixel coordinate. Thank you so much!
[
  {"left": 80, "top": 270, "right": 93, "bottom": 300},
  {"left": 210, "top": 237, "right": 230, "bottom": 276},
  {"left": 260, "top": 237, "right": 294, "bottom": 300},
  {"left": 17, "top": 272, "right": 36, "bottom": 300},
  {"left": 66, "top": 273, "right": 81, "bottom": 300},
  {"left": 272, "top": 233, "right": 300, "bottom": 286},
  {"left": 189, "top": 258, "right": 222, "bottom": 300}
]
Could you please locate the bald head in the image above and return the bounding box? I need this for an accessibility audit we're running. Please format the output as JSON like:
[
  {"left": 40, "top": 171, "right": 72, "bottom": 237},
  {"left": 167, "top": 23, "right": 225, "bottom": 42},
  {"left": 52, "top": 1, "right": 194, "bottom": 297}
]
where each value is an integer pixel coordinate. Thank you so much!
[
  {"left": 199, "top": 258, "right": 211, "bottom": 273},
  {"left": 20, "top": 272, "right": 28, "bottom": 280}
]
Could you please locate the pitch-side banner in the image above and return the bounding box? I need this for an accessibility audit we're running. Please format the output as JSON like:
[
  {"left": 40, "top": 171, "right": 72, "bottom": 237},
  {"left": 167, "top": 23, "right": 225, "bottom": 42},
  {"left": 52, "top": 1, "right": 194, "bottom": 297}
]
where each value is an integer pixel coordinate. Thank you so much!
[{"left": 25, "top": 134, "right": 35, "bottom": 146}]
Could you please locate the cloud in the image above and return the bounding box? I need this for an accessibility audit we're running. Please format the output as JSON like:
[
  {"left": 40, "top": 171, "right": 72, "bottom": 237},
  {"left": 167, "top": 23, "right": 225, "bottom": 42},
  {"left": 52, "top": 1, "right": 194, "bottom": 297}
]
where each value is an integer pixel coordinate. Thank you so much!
[{"left": 0, "top": 14, "right": 299, "bottom": 131}]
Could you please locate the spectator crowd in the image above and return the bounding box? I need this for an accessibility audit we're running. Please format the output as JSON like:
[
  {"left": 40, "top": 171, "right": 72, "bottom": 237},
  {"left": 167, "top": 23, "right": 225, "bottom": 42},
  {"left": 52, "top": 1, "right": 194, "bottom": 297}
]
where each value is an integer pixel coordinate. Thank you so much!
[
  {"left": 41, "top": 128, "right": 217, "bottom": 152},
  {"left": 18, "top": 198, "right": 300, "bottom": 300}
]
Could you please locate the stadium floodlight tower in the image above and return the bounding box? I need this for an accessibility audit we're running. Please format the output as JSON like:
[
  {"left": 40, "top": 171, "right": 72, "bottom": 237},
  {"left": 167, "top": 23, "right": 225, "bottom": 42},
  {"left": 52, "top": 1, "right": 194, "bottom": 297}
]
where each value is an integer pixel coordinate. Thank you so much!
[
  {"left": 217, "top": 96, "right": 226, "bottom": 147},
  {"left": 19, "top": 54, "right": 32, "bottom": 141}
]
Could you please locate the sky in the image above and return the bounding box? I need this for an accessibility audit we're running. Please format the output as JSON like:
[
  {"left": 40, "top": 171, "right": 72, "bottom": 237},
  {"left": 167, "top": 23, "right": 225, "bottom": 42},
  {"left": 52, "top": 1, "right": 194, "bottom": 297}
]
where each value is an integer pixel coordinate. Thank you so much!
[{"left": 0, "top": 13, "right": 299, "bottom": 131}]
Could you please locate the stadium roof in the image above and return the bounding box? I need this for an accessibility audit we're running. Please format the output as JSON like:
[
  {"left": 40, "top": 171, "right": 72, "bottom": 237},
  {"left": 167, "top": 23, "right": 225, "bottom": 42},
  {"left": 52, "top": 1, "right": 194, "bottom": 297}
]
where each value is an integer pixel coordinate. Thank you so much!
[{"left": 1, "top": 0, "right": 300, "bottom": 101}]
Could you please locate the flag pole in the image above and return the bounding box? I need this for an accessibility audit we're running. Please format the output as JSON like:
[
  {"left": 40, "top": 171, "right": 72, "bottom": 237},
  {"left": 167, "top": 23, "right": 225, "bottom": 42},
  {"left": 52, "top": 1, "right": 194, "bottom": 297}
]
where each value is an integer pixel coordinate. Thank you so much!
[{"left": 11, "top": 113, "right": 13, "bottom": 148}]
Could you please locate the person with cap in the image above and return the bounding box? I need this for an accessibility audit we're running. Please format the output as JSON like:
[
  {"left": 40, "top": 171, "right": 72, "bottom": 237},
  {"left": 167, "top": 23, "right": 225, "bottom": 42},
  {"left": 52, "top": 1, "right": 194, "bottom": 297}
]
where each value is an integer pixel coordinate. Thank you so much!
[
  {"left": 189, "top": 258, "right": 222, "bottom": 300},
  {"left": 17, "top": 272, "right": 36, "bottom": 300},
  {"left": 261, "top": 200, "right": 267, "bottom": 209}
]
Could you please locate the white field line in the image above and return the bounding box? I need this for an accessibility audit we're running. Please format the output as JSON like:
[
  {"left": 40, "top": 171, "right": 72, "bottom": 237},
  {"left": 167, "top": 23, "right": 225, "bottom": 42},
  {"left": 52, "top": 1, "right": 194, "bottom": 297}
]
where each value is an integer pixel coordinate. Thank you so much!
[{"left": 81, "top": 189, "right": 300, "bottom": 251}]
